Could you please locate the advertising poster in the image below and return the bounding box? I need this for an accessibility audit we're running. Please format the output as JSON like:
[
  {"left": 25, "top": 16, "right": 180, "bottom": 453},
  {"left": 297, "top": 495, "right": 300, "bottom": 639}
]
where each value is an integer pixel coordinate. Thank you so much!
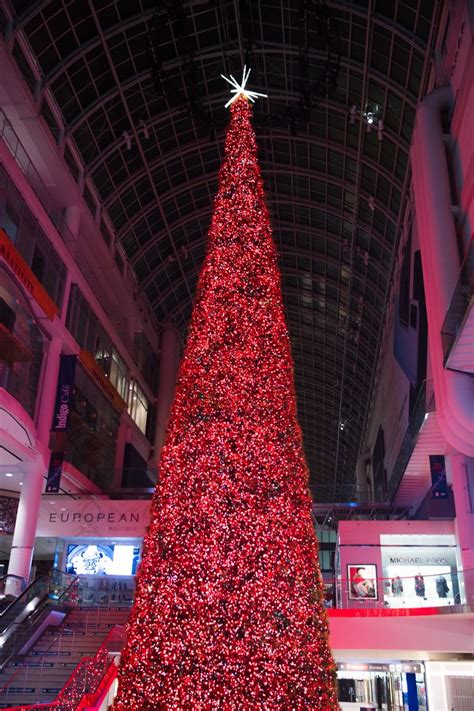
[
  {"left": 46, "top": 451, "right": 64, "bottom": 493},
  {"left": 347, "top": 564, "right": 378, "bottom": 600},
  {"left": 429, "top": 454, "right": 448, "bottom": 498}
]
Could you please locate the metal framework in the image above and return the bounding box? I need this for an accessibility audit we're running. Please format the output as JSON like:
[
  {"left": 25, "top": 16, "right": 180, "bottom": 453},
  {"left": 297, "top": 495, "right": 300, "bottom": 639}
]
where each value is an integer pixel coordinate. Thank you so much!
[{"left": 2, "top": 0, "right": 444, "bottom": 502}]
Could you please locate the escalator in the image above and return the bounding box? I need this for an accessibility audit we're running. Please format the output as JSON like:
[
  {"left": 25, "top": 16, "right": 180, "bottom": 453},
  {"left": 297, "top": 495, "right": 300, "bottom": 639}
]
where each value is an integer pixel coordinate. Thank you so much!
[{"left": 0, "top": 570, "right": 77, "bottom": 671}]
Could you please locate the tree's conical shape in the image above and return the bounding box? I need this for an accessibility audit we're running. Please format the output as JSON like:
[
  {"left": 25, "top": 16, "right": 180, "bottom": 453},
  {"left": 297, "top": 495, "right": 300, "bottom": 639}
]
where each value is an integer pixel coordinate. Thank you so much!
[{"left": 113, "top": 98, "right": 338, "bottom": 710}]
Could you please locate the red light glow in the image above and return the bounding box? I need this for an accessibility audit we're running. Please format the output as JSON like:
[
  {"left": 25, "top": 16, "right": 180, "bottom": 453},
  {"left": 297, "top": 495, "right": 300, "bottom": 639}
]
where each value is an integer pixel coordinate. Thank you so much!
[{"left": 112, "top": 98, "right": 337, "bottom": 710}]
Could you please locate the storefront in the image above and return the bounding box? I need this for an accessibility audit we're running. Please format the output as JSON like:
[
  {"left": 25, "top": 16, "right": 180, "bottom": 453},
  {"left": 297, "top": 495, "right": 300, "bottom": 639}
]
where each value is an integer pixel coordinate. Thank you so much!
[
  {"left": 335, "top": 520, "right": 463, "bottom": 609},
  {"left": 337, "top": 661, "right": 426, "bottom": 711},
  {"left": 380, "top": 535, "right": 459, "bottom": 608},
  {"left": 0, "top": 497, "right": 152, "bottom": 585}
]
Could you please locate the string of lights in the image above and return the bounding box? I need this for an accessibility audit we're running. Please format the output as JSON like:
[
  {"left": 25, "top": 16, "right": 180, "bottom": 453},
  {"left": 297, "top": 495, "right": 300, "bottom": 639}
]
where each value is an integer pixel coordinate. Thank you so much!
[{"left": 112, "top": 95, "right": 337, "bottom": 709}]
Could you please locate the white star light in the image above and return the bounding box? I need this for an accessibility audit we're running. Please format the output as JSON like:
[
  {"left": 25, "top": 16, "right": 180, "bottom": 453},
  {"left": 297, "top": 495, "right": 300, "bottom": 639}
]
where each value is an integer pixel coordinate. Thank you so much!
[{"left": 221, "top": 66, "right": 268, "bottom": 108}]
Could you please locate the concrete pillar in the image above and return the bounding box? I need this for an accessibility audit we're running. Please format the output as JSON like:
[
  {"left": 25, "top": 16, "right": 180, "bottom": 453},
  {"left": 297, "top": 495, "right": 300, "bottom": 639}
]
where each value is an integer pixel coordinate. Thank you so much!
[
  {"left": 448, "top": 453, "right": 474, "bottom": 603},
  {"left": 5, "top": 457, "right": 45, "bottom": 595},
  {"left": 154, "top": 325, "right": 180, "bottom": 469},
  {"left": 35, "top": 336, "right": 63, "bottom": 447}
]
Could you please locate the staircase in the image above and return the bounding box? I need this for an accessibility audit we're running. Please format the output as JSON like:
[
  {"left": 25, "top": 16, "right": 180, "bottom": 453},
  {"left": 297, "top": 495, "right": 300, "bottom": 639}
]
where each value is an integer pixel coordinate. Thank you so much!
[{"left": 0, "top": 605, "right": 129, "bottom": 708}]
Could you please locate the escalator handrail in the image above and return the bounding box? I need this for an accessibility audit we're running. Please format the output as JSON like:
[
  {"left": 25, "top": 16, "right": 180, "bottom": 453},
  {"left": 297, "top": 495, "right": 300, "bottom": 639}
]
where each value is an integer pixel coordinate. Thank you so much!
[
  {"left": 0, "top": 575, "right": 50, "bottom": 621},
  {"left": 0, "top": 574, "right": 79, "bottom": 673}
]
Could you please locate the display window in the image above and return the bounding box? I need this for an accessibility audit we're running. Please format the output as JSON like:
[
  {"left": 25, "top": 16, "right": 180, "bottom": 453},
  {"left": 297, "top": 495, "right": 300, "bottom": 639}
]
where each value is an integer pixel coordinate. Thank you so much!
[
  {"left": 383, "top": 564, "right": 454, "bottom": 607},
  {"left": 380, "top": 537, "right": 459, "bottom": 608}
]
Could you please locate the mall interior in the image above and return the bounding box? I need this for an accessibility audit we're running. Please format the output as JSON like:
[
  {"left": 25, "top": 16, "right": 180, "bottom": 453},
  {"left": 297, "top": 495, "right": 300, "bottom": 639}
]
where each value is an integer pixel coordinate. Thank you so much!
[{"left": 0, "top": 0, "right": 473, "bottom": 709}]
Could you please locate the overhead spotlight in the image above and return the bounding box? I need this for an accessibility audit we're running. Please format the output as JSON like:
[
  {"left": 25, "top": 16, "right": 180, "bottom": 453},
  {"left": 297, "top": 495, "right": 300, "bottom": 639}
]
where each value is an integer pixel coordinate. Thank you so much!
[
  {"left": 139, "top": 120, "right": 149, "bottom": 139},
  {"left": 366, "top": 112, "right": 374, "bottom": 125},
  {"left": 122, "top": 130, "right": 132, "bottom": 150}
]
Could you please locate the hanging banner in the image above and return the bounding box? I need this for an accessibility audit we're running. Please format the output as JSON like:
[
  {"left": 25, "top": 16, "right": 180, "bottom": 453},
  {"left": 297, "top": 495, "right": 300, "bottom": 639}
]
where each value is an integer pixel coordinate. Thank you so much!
[
  {"left": 51, "top": 354, "right": 77, "bottom": 432},
  {"left": 46, "top": 451, "right": 65, "bottom": 493},
  {"left": 429, "top": 454, "right": 448, "bottom": 498}
]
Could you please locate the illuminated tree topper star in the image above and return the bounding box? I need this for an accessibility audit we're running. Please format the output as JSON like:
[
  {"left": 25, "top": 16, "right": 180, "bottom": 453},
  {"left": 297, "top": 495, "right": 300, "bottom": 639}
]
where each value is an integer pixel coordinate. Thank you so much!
[{"left": 221, "top": 65, "right": 268, "bottom": 108}]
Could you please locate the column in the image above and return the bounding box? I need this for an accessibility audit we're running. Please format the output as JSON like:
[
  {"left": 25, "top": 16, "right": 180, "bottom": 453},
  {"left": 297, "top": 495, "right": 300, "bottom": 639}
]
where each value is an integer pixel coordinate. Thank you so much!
[
  {"left": 36, "top": 336, "right": 63, "bottom": 446},
  {"left": 5, "top": 456, "right": 45, "bottom": 595},
  {"left": 448, "top": 453, "right": 474, "bottom": 603},
  {"left": 154, "top": 325, "right": 180, "bottom": 469}
]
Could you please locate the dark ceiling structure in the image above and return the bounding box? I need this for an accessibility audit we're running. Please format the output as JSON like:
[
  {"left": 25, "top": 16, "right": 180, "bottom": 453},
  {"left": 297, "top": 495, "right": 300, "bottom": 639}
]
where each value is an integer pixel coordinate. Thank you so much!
[{"left": 3, "top": 0, "right": 443, "bottom": 501}]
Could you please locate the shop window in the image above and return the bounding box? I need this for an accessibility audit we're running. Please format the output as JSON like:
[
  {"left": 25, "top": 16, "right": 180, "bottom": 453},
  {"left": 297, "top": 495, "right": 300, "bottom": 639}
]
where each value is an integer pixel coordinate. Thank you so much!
[
  {"left": 31, "top": 242, "right": 46, "bottom": 283},
  {"left": 128, "top": 379, "right": 149, "bottom": 435},
  {"left": 0, "top": 165, "right": 66, "bottom": 308},
  {"left": 380, "top": 534, "right": 460, "bottom": 609},
  {"left": 109, "top": 350, "right": 128, "bottom": 400},
  {"left": 134, "top": 331, "right": 160, "bottom": 393},
  {"left": 67, "top": 285, "right": 129, "bottom": 399},
  {"left": 65, "top": 365, "right": 120, "bottom": 489},
  {"left": 122, "top": 443, "right": 154, "bottom": 488},
  {"left": 0, "top": 267, "right": 45, "bottom": 418},
  {"left": 145, "top": 400, "right": 156, "bottom": 445}
]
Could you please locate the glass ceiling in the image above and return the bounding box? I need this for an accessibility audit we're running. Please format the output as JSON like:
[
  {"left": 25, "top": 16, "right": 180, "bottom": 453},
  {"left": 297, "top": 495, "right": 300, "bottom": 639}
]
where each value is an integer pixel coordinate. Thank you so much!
[{"left": 5, "top": 0, "right": 443, "bottom": 501}]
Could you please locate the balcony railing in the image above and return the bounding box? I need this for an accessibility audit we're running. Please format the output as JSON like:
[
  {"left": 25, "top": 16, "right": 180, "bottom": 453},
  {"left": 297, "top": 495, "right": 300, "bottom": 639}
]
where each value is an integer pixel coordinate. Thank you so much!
[
  {"left": 2, "top": 624, "right": 125, "bottom": 711},
  {"left": 332, "top": 567, "right": 474, "bottom": 610}
]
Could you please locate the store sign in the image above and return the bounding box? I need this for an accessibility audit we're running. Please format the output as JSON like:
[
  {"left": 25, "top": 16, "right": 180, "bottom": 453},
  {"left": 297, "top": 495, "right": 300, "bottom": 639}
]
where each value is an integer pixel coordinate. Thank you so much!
[
  {"left": 338, "top": 662, "right": 423, "bottom": 674},
  {"left": 51, "top": 355, "right": 77, "bottom": 432},
  {"left": 0, "top": 228, "right": 59, "bottom": 321},
  {"left": 79, "top": 349, "right": 127, "bottom": 412},
  {"left": 37, "top": 498, "right": 151, "bottom": 537},
  {"left": 387, "top": 555, "right": 450, "bottom": 566}
]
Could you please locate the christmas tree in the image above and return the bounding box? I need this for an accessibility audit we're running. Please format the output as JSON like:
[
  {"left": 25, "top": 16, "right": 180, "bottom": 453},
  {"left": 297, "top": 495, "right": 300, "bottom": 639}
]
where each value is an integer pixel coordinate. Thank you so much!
[{"left": 113, "top": 80, "right": 338, "bottom": 710}]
